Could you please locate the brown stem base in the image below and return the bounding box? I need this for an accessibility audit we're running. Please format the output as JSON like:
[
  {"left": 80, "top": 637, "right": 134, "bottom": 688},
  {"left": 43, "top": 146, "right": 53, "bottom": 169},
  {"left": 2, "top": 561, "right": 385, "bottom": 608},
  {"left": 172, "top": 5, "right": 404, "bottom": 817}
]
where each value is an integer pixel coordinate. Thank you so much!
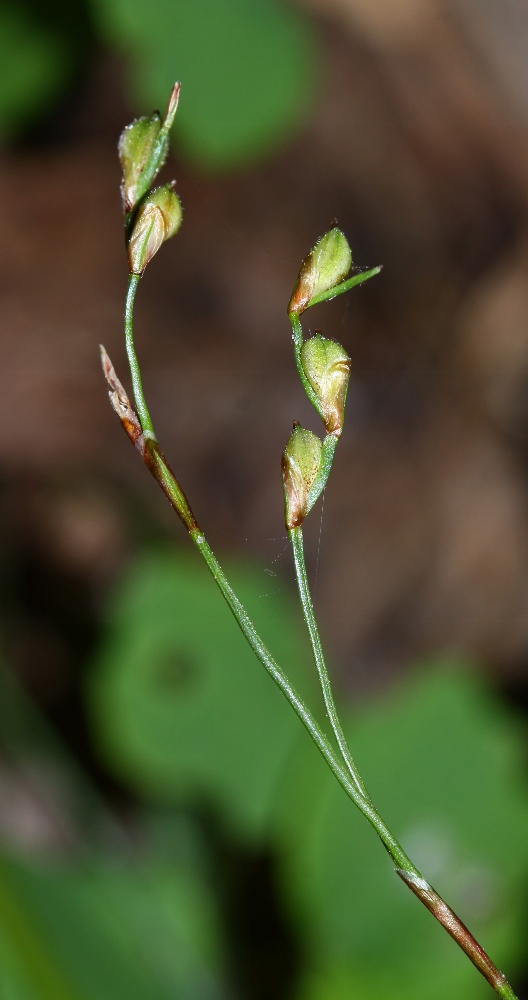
[{"left": 396, "top": 870, "right": 515, "bottom": 998}]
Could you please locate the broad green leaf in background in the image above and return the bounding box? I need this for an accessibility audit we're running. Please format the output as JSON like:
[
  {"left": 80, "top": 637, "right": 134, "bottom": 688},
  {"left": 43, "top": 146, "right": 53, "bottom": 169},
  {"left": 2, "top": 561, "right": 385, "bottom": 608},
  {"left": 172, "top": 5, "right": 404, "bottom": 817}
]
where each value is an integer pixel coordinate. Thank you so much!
[
  {"left": 0, "top": 849, "right": 225, "bottom": 1000},
  {"left": 87, "top": 549, "right": 314, "bottom": 841},
  {"left": 274, "top": 662, "right": 528, "bottom": 1000},
  {"left": 91, "top": 0, "right": 316, "bottom": 170},
  {"left": 0, "top": 4, "right": 72, "bottom": 141}
]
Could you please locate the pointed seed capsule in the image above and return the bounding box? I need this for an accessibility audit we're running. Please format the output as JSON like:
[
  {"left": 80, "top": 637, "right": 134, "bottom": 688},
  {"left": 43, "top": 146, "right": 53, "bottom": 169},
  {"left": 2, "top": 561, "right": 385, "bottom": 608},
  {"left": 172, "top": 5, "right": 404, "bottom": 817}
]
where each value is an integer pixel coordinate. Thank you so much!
[
  {"left": 119, "top": 113, "right": 163, "bottom": 213},
  {"left": 301, "top": 334, "right": 351, "bottom": 436},
  {"left": 282, "top": 424, "right": 322, "bottom": 529},
  {"left": 288, "top": 227, "right": 352, "bottom": 315},
  {"left": 127, "top": 183, "right": 182, "bottom": 275}
]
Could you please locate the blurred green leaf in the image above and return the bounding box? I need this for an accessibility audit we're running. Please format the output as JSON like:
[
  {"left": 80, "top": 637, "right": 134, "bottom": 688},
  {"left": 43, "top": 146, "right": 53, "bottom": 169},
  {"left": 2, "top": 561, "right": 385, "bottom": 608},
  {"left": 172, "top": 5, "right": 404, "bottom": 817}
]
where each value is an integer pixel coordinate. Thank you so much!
[
  {"left": 92, "top": 0, "right": 316, "bottom": 169},
  {"left": 0, "top": 850, "right": 224, "bottom": 1000},
  {"left": 87, "top": 549, "right": 313, "bottom": 840},
  {"left": 274, "top": 661, "right": 528, "bottom": 1000},
  {"left": 0, "top": 4, "right": 75, "bottom": 141}
]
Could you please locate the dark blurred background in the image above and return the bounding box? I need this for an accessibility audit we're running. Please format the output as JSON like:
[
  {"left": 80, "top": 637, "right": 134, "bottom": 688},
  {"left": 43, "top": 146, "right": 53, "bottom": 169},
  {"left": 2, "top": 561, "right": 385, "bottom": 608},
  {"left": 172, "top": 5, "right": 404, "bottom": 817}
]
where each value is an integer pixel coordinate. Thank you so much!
[{"left": 1, "top": 0, "right": 528, "bottom": 998}]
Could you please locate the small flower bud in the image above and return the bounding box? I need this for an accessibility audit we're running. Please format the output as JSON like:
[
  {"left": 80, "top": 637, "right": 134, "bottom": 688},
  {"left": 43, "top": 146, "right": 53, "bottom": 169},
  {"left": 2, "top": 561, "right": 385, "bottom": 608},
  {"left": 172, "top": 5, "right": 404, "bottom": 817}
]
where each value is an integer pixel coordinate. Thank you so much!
[
  {"left": 119, "top": 114, "right": 163, "bottom": 213},
  {"left": 282, "top": 424, "right": 322, "bottom": 529},
  {"left": 301, "top": 334, "right": 351, "bottom": 436},
  {"left": 127, "top": 183, "right": 182, "bottom": 275},
  {"left": 288, "top": 227, "right": 352, "bottom": 314}
]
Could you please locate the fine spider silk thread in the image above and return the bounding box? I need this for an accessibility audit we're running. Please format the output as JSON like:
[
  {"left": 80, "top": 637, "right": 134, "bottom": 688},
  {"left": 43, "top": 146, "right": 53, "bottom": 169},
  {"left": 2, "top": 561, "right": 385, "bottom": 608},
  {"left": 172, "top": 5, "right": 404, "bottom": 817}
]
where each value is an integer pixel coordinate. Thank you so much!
[
  {"left": 266, "top": 537, "right": 289, "bottom": 568},
  {"left": 259, "top": 536, "right": 290, "bottom": 597},
  {"left": 314, "top": 488, "right": 325, "bottom": 592},
  {"left": 258, "top": 583, "right": 289, "bottom": 598}
]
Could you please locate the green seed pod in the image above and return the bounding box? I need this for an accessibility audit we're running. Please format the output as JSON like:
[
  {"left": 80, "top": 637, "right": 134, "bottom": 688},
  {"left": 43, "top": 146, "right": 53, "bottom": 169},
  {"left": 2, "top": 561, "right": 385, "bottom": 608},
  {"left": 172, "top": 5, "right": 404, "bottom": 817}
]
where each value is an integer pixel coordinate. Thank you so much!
[
  {"left": 282, "top": 424, "right": 322, "bottom": 529},
  {"left": 127, "top": 183, "right": 182, "bottom": 275},
  {"left": 119, "top": 113, "right": 163, "bottom": 213},
  {"left": 288, "top": 227, "right": 352, "bottom": 315},
  {"left": 301, "top": 334, "right": 351, "bottom": 436}
]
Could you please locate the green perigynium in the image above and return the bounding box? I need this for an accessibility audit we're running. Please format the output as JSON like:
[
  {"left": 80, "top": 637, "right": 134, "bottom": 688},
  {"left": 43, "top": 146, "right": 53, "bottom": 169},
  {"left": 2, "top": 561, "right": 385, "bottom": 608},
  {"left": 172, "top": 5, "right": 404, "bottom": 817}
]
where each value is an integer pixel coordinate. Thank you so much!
[
  {"left": 282, "top": 424, "right": 322, "bottom": 529},
  {"left": 127, "top": 182, "right": 182, "bottom": 275},
  {"left": 119, "top": 82, "right": 181, "bottom": 225},
  {"left": 288, "top": 226, "right": 352, "bottom": 314},
  {"left": 119, "top": 113, "right": 163, "bottom": 214},
  {"left": 301, "top": 334, "right": 351, "bottom": 436}
]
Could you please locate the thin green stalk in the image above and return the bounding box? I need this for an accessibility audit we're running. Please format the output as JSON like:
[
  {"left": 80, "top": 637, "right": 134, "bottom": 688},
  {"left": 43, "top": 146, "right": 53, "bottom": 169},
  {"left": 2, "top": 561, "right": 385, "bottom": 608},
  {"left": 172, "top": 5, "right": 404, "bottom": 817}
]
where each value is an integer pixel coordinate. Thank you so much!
[
  {"left": 289, "top": 311, "right": 321, "bottom": 415},
  {"left": 289, "top": 266, "right": 381, "bottom": 401},
  {"left": 125, "top": 274, "right": 155, "bottom": 438},
  {"left": 289, "top": 525, "right": 370, "bottom": 801},
  {"left": 192, "top": 537, "right": 410, "bottom": 861},
  {"left": 306, "top": 433, "right": 338, "bottom": 513},
  {"left": 102, "top": 246, "right": 518, "bottom": 1000},
  {"left": 287, "top": 522, "right": 517, "bottom": 1000},
  {"left": 145, "top": 440, "right": 410, "bottom": 863},
  {"left": 128, "top": 423, "right": 517, "bottom": 999},
  {"left": 307, "top": 265, "right": 382, "bottom": 308},
  {"left": 103, "top": 337, "right": 409, "bottom": 857}
]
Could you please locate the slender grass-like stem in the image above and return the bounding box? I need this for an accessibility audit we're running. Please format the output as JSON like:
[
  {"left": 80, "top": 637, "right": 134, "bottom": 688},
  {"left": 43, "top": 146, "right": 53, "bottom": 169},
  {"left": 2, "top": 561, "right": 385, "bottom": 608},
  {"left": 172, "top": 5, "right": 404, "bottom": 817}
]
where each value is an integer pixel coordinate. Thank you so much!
[
  {"left": 125, "top": 274, "right": 155, "bottom": 438},
  {"left": 289, "top": 311, "right": 320, "bottom": 415},
  {"left": 102, "top": 343, "right": 413, "bottom": 857},
  {"left": 306, "top": 265, "right": 382, "bottom": 308},
  {"left": 287, "top": 524, "right": 517, "bottom": 999},
  {"left": 306, "top": 433, "right": 338, "bottom": 513},
  {"left": 289, "top": 524, "right": 370, "bottom": 801},
  {"left": 103, "top": 248, "right": 518, "bottom": 1000}
]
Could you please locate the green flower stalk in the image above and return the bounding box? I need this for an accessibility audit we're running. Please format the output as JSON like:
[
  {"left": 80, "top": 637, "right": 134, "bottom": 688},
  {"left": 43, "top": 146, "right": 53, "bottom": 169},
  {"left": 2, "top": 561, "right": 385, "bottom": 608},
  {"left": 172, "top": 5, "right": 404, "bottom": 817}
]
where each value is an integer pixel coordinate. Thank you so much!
[{"left": 101, "top": 85, "right": 519, "bottom": 1000}]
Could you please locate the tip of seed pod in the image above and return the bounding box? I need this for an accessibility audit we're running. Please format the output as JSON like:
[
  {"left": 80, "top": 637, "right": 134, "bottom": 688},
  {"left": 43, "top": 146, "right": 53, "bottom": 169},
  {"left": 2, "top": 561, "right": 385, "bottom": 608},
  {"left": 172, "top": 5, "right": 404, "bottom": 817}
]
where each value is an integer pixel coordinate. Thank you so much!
[
  {"left": 99, "top": 343, "right": 110, "bottom": 372},
  {"left": 165, "top": 82, "right": 181, "bottom": 123},
  {"left": 100, "top": 344, "right": 120, "bottom": 390}
]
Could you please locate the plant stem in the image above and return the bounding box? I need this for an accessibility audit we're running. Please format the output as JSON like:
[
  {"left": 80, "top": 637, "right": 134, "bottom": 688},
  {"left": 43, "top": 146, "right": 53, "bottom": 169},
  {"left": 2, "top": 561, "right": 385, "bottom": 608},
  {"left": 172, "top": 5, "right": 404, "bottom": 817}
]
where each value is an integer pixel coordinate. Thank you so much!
[
  {"left": 306, "top": 433, "right": 337, "bottom": 513},
  {"left": 101, "top": 270, "right": 518, "bottom": 1000},
  {"left": 100, "top": 361, "right": 377, "bottom": 818},
  {"left": 125, "top": 274, "right": 155, "bottom": 438},
  {"left": 103, "top": 381, "right": 408, "bottom": 855},
  {"left": 288, "top": 523, "right": 518, "bottom": 999},
  {"left": 289, "top": 524, "right": 370, "bottom": 800},
  {"left": 289, "top": 312, "right": 321, "bottom": 416},
  {"left": 307, "top": 265, "right": 382, "bottom": 308},
  {"left": 104, "top": 379, "right": 517, "bottom": 1000}
]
